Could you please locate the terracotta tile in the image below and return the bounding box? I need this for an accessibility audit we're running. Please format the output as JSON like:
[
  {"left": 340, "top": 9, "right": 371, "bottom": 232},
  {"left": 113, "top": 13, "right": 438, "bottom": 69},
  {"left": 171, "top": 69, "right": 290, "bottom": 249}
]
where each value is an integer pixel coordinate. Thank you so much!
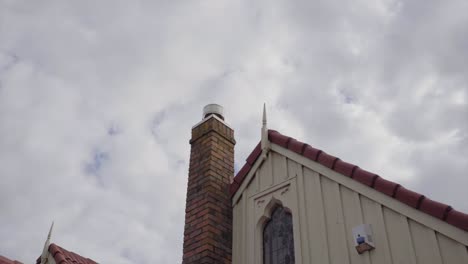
[
  {"left": 246, "top": 142, "right": 261, "bottom": 166},
  {"left": 229, "top": 181, "right": 240, "bottom": 196},
  {"left": 395, "top": 187, "right": 424, "bottom": 208},
  {"left": 445, "top": 210, "right": 468, "bottom": 231},
  {"left": 353, "top": 168, "right": 379, "bottom": 187},
  {"left": 48, "top": 244, "right": 97, "bottom": 264},
  {"left": 317, "top": 152, "right": 339, "bottom": 169},
  {"left": 419, "top": 198, "right": 451, "bottom": 220},
  {"left": 333, "top": 160, "right": 357, "bottom": 177},
  {"left": 303, "top": 145, "right": 322, "bottom": 161},
  {"left": 287, "top": 138, "right": 305, "bottom": 154},
  {"left": 0, "top": 255, "right": 23, "bottom": 264},
  {"left": 374, "top": 177, "right": 400, "bottom": 197},
  {"left": 268, "top": 130, "right": 289, "bottom": 147},
  {"left": 234, "top": 163, "right": 251, "bottom": 184}
]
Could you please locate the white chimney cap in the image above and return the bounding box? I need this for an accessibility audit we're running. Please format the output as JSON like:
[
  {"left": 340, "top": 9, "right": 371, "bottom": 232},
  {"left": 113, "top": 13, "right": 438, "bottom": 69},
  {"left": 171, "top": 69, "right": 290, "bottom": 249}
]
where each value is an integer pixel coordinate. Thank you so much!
[{"left": 203, "top": 104, "right": 224, "bottom": 120}]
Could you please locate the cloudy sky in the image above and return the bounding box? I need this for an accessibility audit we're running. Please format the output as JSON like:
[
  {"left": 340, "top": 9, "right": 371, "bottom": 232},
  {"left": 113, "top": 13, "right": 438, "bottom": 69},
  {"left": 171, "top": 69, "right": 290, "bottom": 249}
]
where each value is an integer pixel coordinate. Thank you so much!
[{"left": 1, "top": 0, "right": 467, "bottom": 263}]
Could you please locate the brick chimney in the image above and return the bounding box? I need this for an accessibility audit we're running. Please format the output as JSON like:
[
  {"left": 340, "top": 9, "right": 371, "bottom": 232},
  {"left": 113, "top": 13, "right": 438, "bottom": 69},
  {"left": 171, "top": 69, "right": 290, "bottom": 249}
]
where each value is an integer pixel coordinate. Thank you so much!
[{"left": 182, "top": 104, "right": 235, "bottom": 264}]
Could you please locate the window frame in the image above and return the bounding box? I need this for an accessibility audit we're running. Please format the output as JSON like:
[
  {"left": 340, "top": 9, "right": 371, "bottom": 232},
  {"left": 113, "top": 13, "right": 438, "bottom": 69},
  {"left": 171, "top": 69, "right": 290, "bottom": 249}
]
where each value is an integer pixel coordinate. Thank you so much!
[{"left": 262, "top": 205, "right": 295, "bottom": 264}]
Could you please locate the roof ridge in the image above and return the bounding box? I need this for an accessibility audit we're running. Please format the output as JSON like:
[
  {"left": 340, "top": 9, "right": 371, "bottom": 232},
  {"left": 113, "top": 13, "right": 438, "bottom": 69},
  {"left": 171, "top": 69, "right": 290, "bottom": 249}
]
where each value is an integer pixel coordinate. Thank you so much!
[
  {"left": 230, "top": 129, "right": 468, "bottom": 232},
  {"left": 46, "top": 243, "right": 97, "bottom": 264},
  {"left": 0, "top": 255, "right": 23, "bottom": 264}
]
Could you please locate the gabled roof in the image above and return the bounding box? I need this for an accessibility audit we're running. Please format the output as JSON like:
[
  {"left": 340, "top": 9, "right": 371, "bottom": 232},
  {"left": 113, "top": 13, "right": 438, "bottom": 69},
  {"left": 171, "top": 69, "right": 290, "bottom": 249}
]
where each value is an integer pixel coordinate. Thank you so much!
[
  {"left": 36, "top": 244, "right": 97, "bottom": 264},
  {"left": 0, "top": 255, "right": 22, "bottom": 264},
  {"left": 230, "top": 129, "right": 468, "bottom": 232}
]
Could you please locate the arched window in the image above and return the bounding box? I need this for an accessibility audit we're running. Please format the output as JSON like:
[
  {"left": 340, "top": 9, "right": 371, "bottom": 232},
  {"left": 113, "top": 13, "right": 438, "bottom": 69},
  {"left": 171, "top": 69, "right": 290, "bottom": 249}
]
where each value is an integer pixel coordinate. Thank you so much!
[{"left": 263, "top": 206, "right": 295, "bottom": 264}]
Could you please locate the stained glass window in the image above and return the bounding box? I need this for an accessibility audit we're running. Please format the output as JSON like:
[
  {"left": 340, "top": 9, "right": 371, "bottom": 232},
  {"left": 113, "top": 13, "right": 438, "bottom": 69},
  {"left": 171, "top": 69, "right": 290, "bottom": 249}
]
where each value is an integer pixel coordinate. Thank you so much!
[{"left": 263, "top": 206, "right": 295, "bottom": 264}]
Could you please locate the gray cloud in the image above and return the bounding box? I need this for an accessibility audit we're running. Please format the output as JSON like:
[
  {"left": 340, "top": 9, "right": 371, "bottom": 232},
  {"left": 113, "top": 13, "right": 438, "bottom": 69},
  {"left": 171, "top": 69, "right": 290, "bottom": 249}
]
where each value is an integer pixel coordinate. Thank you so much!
[{"left": 1, "top": 0, "right": 467, "bottom": 263}]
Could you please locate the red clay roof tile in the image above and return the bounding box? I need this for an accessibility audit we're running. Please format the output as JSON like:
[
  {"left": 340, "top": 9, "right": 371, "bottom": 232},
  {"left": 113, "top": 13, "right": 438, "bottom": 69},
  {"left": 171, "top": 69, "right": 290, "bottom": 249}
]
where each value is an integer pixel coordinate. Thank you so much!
[
  {"left": 234, "top": 163, "right": 251, "bottom": 184},
  {"left": 0, "top": 255, "right": 22, "bottom": 264},
  {"left": 419, "top": 198, "right": 452, "bottom": 220},
  {"left": 317, "top": 152, "right": 339, "bottom": 169},
  {"left": 48, "top": 243, "right": 97, "bottom": 264},
  {"left": 302, "top": 144, "right": 322, "bottom": 161},
  {"left": 230, "top": 162, "right": 252, "bottom": 195},
  {"left": 333, "top": 160, "right": 358, "bottom": 177},
  {"left": 446, "top": 210, "right": 468, "bottom": 231},
  {"left": 229, "top": 180, "right": 240, "bottom": 196},
  {"left": 246, "top": 143, "right": 262, "bottom": 166},
  {"left": 374, "top": 177, "right": 400, "bottom": 197},
  {"left": 231, "top": 129, "right": 468, "bottom": 232},
  {"left": 287, "top": 138, "right": 305, "bottom": 155},
  {"left": 268, "top": 130, "right": 289, "bottom": 148},
  {"left": 353, "top": 168, "right": 379, "bottom": 187},
  {"left": 394, "top": 186, "right": 425, "bottom": 209}
]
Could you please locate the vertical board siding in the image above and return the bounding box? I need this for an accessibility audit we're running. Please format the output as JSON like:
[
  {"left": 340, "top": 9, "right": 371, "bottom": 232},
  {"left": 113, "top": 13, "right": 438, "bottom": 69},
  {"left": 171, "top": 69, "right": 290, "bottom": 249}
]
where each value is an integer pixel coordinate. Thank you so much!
[
  {"left": 356, "top": 196, "right": 393, "bottom": 264},
  {"left": 241, "top": 195, "right": 247, "bottom": 264},
  {"left": 408, "top": 219, "right": 442, "bottom": 264},
  {"left": 402, "top": 215, "right": 418, "bottom": 264},
  {"left": 383, "top": 207, "right": 415, "bottom": 264},
  {"left": 437, "top": 232, "right": 468, "bottom": 264},
  {"left": 252, "top": 170, "right": 259, "bottom": 193},
  {"left": 341, "top": 187, "right": 371, "bottom": 264},
  {"left": 232, "top": 201, "right": 240, "bottom": 264},
  {"left": 246, "top": 191, "right": 255, "bottom": 264},
  {"left": 287, "top": 158, "right": 300, "bottom": 180},
  {"left": 232, "top": 150, "right": 468, "bottom": 264},
  {"left": 295, "top": 164, "right": 311, "bottom": 263},
  {"left": 272, "top": 152, "right": 288, "bottom": 183},
  {"left": 303, "top": 167, "right": 330, "bottom": 264},
  {"left": 321, "top": 176, "right": 350, "bottom": 264},
  {"left": 259, "top": 153, "right": 273, "bottom": 191}
]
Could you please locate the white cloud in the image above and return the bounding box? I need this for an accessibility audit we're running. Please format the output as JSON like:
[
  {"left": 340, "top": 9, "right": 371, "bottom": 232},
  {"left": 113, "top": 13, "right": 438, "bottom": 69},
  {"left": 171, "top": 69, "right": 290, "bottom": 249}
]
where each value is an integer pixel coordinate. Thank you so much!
[{"left": 0, "top": 0, "right": 467, "bottom": 263}]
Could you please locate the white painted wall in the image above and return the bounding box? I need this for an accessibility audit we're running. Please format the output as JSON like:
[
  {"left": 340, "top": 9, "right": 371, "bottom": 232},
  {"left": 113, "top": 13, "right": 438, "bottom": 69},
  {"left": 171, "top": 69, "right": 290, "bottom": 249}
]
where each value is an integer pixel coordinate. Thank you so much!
[{"left": 232, "top": 149, "right": 468, "bottom": 264}]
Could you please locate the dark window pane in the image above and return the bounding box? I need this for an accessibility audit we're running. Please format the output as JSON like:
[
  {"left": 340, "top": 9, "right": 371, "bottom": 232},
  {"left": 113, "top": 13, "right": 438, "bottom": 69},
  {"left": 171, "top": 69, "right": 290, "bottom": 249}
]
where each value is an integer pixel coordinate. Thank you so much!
[{"left": 263, "top": 206, "right": 295, "bottom": 264}]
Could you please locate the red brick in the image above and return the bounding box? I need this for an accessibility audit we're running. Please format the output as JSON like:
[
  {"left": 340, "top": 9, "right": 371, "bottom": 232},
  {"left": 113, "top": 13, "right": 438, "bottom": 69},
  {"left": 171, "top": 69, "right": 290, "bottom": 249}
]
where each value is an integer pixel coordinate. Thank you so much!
[{"left": 183, "top": 115, "right": 234, "bottom": 264}]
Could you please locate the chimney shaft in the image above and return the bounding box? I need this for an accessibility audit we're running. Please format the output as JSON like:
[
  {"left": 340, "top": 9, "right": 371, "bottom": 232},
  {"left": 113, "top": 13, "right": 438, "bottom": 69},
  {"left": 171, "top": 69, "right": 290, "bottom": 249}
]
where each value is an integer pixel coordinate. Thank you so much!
[{"left": 182, "top": 105, "right": 235, "bottom": 264}]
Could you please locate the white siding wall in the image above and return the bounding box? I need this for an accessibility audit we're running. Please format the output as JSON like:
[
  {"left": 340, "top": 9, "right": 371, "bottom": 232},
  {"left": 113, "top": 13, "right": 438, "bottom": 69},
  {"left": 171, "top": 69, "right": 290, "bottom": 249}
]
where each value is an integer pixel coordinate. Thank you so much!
[{"left": 232, "top": 151, "right": 468, "bottom": 264}]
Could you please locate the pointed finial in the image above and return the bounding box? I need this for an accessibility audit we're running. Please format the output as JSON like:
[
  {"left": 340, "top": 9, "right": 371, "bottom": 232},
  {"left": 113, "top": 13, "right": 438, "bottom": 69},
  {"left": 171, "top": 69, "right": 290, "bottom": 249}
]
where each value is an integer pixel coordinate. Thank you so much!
[
  {"left": 48, "top": 221, "right": 54, "bottom": 239},
  {"left": 261, "top": 103, "right": 269, "bottom": 152},
  {"left": 41, "top": 221, "right": 54, "bottom": 264}
]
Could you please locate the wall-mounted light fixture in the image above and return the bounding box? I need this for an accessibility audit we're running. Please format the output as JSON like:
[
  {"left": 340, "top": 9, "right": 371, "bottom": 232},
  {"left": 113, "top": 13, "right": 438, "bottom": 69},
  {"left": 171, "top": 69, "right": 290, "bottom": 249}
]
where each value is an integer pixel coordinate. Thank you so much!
[{"left": 352, "top": 224, "right": 375, "bottom": 254}]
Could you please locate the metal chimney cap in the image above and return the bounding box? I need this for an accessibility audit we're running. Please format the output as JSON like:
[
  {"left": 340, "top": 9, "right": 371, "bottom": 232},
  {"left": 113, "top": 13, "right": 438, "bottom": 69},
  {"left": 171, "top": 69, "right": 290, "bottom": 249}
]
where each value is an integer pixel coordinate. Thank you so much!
[{"left": 203, "top": 104, "right": 224, "bottom": 120}]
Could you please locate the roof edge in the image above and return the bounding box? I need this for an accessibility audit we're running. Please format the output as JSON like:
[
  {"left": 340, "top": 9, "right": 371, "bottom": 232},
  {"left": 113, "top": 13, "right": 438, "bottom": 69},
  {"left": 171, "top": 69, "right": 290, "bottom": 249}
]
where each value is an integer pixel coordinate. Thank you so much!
[
  {"left": 230, "top": 129, "right": 468, "bottom": 233},
  {"left": 38, "top": 243, "right": 98, "bottom": 264}
]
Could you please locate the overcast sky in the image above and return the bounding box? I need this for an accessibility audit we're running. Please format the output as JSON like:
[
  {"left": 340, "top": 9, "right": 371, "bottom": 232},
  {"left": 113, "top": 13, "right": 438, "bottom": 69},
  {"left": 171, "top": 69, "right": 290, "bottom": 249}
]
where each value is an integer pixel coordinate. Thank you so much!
[{"left": 1, "top": 0, "right": 467, "bottom": 263}]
